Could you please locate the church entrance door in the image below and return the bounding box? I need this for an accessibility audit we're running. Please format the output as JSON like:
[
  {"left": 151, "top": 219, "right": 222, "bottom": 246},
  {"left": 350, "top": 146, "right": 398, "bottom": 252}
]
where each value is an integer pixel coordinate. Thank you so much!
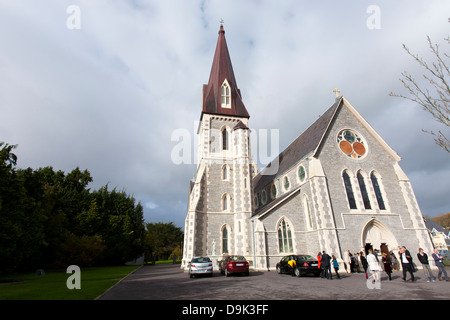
[{"left": 361, "top": 219, "right": 398, "bottom": 256}]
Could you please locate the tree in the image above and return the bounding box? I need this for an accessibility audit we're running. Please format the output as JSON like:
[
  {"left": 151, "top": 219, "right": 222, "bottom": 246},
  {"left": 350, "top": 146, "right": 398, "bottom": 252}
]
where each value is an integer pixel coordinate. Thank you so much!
[
  {"left": 145, "top": 222, "right": 184, "bottom": 261},
  {"left": 0, "top": 142, "right": 146, "bottom": 273},
  {"left": 390, "top": 35, "right": 450, "bottom": 153},
  {"left": 431, "top": 212, "right": 450, "bottom": 230}
]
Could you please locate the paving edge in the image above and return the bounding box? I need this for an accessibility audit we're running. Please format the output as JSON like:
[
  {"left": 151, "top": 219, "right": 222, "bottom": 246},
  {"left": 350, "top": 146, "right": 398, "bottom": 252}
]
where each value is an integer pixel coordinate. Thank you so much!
[{"left": 94, "top": 265, "right": 144, "bottom": 300}]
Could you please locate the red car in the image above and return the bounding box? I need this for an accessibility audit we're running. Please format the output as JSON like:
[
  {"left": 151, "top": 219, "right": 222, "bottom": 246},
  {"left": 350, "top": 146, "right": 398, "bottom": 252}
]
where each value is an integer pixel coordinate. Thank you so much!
[{"left": 218, "top": 255, "right": 249, "bottom": 276}]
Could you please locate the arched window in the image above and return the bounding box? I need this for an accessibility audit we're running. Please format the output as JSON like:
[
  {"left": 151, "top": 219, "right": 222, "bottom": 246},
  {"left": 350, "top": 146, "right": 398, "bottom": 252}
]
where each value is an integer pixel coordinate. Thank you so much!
[
  {"left": 261, "top": 190, "right": 267, "bottom": 205},
  {"left": 278, "top": 219, "right": 293, "bottom": 253},
  {"left": 271, "top": 184, "right": 277, "bottom": 199},
  {"left": 357, "top": 172, "right": 371, "bottom": 210},
  {"left": 222, "top": 128, "right": 228, "bottom": 150},
  {"left": 283, "top": 176, "right": 290, "bottom": 191},
  {"left": 222, "top": 165, "right": 228, "bottom": 180},
  {"left": 298, "top": 165, "right": 306, "bottom": 182},
  {"left": 222, "top": 194, "right": 229, "bottom": 211},
  {"left": 222, "top": 227, "right": 229, "bottom": 253},
  {"left": 343, "top": 171, "right": 357, "bottom": 209},
  {"left": 303, "top": 195, "right": 313, "bottom": 230},
  {"left": 371, "top": 172, "right": 386, "bottom": 210},
  {"left": 221, "top": 82, "right": 231, "bottom": 108}
]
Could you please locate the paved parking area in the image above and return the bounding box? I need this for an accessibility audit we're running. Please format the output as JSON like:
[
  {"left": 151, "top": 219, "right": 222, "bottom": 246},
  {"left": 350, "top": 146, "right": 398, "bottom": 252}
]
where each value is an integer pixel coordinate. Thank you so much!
[{"left": 98, "top": 264, "right": 450, "bottom": 300}]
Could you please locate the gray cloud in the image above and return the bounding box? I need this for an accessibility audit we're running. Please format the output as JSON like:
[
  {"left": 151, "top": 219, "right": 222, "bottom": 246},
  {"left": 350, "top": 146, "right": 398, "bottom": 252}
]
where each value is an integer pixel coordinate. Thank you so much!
[{"left": 0, "top": 1, "right": 448, "bottom": 228}]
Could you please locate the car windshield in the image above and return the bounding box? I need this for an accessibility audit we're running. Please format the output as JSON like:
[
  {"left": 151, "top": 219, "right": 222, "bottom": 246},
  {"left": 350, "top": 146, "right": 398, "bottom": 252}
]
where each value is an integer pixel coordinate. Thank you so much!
[
  {"left": 192, "top": 257, "right": 211, "bottom": 263},
  {"left": 229, "top": 256, "right": 246, "bottom": 261},
  {"left": 297, "top": 255, "right": 316, "bottom": 261}
]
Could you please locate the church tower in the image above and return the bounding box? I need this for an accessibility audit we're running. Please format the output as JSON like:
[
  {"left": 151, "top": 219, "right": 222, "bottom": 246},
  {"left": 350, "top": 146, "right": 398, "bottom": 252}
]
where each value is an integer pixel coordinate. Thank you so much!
[{"left": 182, "top": 25, "right": 253, "bottom": 270}]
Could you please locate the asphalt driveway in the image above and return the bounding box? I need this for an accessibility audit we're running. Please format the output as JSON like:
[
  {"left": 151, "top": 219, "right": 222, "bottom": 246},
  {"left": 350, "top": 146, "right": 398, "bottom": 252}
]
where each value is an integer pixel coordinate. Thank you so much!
[{"left": 98, "top": 264, "right": 450, "bottom": 300}]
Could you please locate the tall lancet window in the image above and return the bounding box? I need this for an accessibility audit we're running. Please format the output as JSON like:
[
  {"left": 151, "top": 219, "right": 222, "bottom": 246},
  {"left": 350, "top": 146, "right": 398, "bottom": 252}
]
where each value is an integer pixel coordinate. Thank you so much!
[
  {"left": 221, "top": 81, "right": 231, "bottom": 108},
  {"left": 222, "top": 227, "right": 229, "bottom": 253},
  {"left": 357, "top": 172, "right": 371, "bottom": 209},
  {"left": 278, "top": 219, "right": 293, "bottom": 253},
  {"left": 371, "top": 172, "right": 386, "bottom": 210},
  {"left": 343, "top": 171, "right": 357, "bottom": 210},
  {"left": 222, "top": 128, "right": 229, "bottom": 150}
]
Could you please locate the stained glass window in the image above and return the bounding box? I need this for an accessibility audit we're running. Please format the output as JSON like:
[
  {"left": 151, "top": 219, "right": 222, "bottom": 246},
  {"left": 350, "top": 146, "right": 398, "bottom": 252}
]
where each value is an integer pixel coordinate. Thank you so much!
[
  {"left": 343, "top": 171, "right": 357, "bottom": 209},
  {"left": 371, "top": 172, "right": 386, "bottom": 210},
  {"left": 284, "top": 176, "right": 290, "bottom": 190},
  {"left": 222, "top": 227, "right": 228, "bottom": 253},
  {"left": 278, "top": 220, "right": 293, "bottom": 253},
  {"left": 298, "top": 165, "right": 306, "bottom": 182},
  {"left": 271, "top": 184, "right": 277, "bottom": 199},
  {"left": 357, "top": 172, "right": 371, "bottom": 209},
  {"left": 337, "top": 129, "right": 367, "bottom": 159}
]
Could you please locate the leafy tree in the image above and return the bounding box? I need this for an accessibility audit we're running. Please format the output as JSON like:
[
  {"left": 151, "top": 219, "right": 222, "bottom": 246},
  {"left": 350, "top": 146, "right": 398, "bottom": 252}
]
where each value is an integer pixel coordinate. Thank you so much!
[
  {"left": 90, "top": 186, "right": 146, "bottom": 265},
  {"left": 431, "top": 212, "right": 450, "bottom": 230},
  {"left": 0, "top": 142, "right": 146, "bottom": 273},
  {"left": 390, "top": 35, "right": 450, "bottom": 152},
  {"left": 145, "top": 222, "right": 184, "bottom": 261}
]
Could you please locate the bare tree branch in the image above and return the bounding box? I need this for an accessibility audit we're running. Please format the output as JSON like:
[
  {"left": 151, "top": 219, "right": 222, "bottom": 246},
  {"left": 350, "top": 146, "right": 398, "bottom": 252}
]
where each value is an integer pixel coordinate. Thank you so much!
[{"left": 390, "top": 35, "right": 450, "bottom": 153}]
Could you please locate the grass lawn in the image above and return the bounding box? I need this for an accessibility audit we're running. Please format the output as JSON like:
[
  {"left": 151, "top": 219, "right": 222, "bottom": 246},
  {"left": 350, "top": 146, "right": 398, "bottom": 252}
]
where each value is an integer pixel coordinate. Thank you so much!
[{"left": 0, "top": 265, "right": 140, "bottom": 300}]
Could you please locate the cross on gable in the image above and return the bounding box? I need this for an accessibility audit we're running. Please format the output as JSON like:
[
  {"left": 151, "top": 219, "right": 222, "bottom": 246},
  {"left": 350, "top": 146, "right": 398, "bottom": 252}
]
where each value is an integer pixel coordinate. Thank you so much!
[{"left": 333, "top": 88, "right": 341, "bottom": 98}]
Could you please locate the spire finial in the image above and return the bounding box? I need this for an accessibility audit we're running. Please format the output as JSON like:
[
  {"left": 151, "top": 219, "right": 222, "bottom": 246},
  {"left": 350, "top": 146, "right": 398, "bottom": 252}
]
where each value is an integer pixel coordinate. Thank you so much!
[{"left": 219, "top": 19, "right": 225, "bottom": 34}]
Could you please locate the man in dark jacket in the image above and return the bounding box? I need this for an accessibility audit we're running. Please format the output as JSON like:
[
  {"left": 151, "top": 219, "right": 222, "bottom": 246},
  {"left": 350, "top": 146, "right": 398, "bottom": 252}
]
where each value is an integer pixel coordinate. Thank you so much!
[
  {"left": 417, "top": 248, "right": 435, "bottom": 282},
  {"left": 432, "top": 249, "right": 449, "bottom": 281},
  {"left": 399, "top": 246, "right": 415, "bottom": 282},
  {"left": 321, "top": 251, "right": 332, "bottom": 280}
]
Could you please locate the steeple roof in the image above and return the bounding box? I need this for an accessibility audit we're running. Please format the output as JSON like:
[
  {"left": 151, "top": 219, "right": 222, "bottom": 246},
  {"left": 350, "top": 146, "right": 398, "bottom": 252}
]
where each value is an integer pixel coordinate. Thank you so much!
[{"left": 202, "top": 25, "right": 250, "bottom": 119}]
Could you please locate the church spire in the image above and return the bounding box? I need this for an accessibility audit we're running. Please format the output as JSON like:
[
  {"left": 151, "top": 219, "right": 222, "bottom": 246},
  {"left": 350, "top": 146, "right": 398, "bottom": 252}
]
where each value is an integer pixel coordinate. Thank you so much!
[{"left": 202, "top": 24, "right": 250, "bottom": 119}]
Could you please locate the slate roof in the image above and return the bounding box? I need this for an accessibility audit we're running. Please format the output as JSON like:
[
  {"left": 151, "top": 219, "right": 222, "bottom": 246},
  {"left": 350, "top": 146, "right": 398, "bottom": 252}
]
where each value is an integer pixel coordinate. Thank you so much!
[
  {"left": 253, "top": 97, "right": 342, "bottom": 193},
  {"left": 202, "top": 25, "right": 250, "bottom": 119},
  {"left": 424, "top": 218, "right": 450, "bottom": 246}
]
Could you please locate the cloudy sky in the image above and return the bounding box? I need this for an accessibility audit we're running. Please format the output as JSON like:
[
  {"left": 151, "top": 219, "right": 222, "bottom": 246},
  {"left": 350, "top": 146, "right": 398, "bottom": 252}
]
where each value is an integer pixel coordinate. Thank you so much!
[{"left": 0, "top": 1, "right": 449, "bottom": 229}]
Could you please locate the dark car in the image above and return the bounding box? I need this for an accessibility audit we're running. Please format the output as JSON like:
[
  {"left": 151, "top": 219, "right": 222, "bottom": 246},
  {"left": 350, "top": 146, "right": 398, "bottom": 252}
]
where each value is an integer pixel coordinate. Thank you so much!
[
  {"left": 218, "top": 255, "right": 250, "bottom": 276},
  {"left": 276, "top": 255, "right": 320, "bottom": 277}
]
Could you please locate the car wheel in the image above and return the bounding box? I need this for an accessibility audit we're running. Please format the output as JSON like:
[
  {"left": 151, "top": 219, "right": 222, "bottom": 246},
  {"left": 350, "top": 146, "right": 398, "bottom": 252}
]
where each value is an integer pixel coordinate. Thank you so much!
[
  {"left": 190, "top": 274, "right": 194, "bottom": 278},
  {"left": 294, "top": 268, "right": 301, "bottom": 277},
  {"left": 276, "top": 266, "right": 281, "bottom": 274}
]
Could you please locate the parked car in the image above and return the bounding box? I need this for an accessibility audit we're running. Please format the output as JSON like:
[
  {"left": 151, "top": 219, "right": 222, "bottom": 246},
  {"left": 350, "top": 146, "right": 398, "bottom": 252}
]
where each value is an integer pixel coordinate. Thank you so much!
[
  {"left": 189, "top": 256, "right": 213, "bottom": 278},
  {"left": 276, "top": 255, "right": 320, "bottom": 277},
  {"left": 219, "top": 255, "right": 250, "bottom": 276}
]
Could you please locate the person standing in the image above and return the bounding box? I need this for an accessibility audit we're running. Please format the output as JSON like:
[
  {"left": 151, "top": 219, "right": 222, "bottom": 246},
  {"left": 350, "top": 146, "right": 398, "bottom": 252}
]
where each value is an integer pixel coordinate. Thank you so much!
[
  {"left": 343, "top": 250, "right": 352, "bottom": 273},
  {"left": 382, "top": 252, "right": 393, "bottom": 281},
  {"left": 390, "top": 250, "right": 399, "bottom": 271},
  {"left": 399, "top": 246, "right": 415, "bottom": 282},
  {"left": 360, "top": 251, "right": 368, "bottom": 279},
  {"left": 432, "top": 249, "right": 449, "bottom": 281},
  {"left": 367, "top": 249, "right": 380, "bottom": 283},
  {"left": 322, "top": 251, "right": 332, "bottom": 280},
  {"left": 417, "top": 248, "right": 435, "bottom": 282},
  {"left": 317, "top": 252, "right": 324, "bottom": 278},
  {"left": 288, "top": 256, "right": 297, "bottom": 277},
  {"left": 332, "top": 255, "right": 341, "bottom": 279}
]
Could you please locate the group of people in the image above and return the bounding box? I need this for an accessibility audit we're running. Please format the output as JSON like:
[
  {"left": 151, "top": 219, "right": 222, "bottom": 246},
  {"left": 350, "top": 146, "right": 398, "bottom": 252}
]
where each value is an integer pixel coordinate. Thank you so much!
[
  {"left": 313, "top": 247, "right": 449, "bottom": 283},
  {"left": 316, "top": 251, "right": 341, "bottom": 280}
]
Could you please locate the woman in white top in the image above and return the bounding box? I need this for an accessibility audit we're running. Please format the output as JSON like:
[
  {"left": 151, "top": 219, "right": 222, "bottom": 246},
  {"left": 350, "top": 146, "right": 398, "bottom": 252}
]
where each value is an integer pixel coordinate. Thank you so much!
[{"left": 367, "top": 249, "right": 380, "bottom": 283}]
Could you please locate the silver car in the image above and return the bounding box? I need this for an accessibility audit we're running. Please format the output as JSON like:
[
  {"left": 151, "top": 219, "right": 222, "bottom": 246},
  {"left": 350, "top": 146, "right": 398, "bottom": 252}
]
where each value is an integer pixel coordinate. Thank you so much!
[{"left": 189, "top": 256, "right": 213, "bottom": 278}]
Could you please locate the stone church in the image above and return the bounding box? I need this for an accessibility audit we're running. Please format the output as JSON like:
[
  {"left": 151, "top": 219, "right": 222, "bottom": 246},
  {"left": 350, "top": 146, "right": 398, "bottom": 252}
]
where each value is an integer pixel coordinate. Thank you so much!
[{"left": 181, "top": 25, "right": 434, "bottom": 271}]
